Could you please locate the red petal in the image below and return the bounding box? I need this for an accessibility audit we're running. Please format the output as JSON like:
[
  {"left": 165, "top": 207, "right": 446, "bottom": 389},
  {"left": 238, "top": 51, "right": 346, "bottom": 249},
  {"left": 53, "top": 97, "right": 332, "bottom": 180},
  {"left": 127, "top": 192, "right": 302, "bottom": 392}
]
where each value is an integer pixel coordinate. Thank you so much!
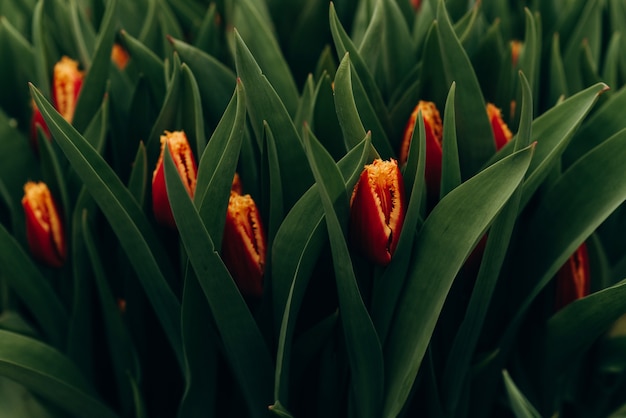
[
  {"left": 21, "top": 182, "right": 66, "bottom": 267},
  {"left": 222, "top": 193, "right": 266, "bottom": 299},
  {"left": 350, "top": 159, "right": 406, "bottom": 265},
  {"left": 486, "top": 103, "right": 513, "bottom": 151},
  {"left": 555, "top": 243, "right": 590, "bottom": 311},
  {"left": 151, "top": 131, "right": 198, "bottom": 229},
  {"left": 52, "top": 56, "right": 84, "bottom": 124}
]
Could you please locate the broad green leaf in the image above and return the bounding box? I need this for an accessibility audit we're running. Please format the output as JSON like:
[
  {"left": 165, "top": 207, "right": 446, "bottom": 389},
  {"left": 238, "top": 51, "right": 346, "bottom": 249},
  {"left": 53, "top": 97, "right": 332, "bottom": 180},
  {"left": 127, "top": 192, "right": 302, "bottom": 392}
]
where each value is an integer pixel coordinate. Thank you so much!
[
  {"left": 177, "top": 269, "right": 218, "bottom": 418},
  {"left": 194, "top": 80, "right": 246, "bottom": 248},
  {"left": 180, "top": 64, "right": 206, "bottom": 156},
  {"left": 232, "top": 0, "right": 299, "bottom": 115},
  {"left": 68, "top": 0, "right": 96, "bottom": 67},
  {"left": 383, "top": 145, "right": 534, "bottom": 417},
  {"left": 312, "top": 73, "right": 345, "bottom": 161},
  {"left": 565, "top": 86, "right": 626, "bottom": 167},
  {"left": 543, "top": 279, "right": 626, "bottom": 389},
  {"left": 261, "top": 122, "right": 285, "bottom": 247},
  {"left": 146, "top": 53, "right": 182, "bottom": 162},
  {"left": 0, "top": 225, "right": 68, "bottom": 348},
  {"left": 434, "top": 0, "right": 494, "bottom": 179},
  {"left": 562, "top": 0, "right": 602, "bottom": 93},
  {"left": 329, "top": 3, "right": 392, "bottom": 137},
  {"left": 127, "top": 142, "right": 148, "bottom": 206},
  {"left": 273, "top": 137, "right": 371, "bottom": 405},
  {"left": 334, "top": 53, "right": 367, "bottom": 150},
  {"left": 72, "top": 0, "right": 118, "bottom": 133},
  {"left": 507, "top": 128, "right": 626, "bottom": 345},
  {"left": 233, "top": 31, "right": 313, "bottom": 210},
  {"left": 515, "top": 9, "right": 540, "bottom": 119},
  {"left": 439, "top": 82, "right": 461, "bottom": 198},
  {"left": 502, "top": 370, "right": 542, "bottom": 418},
  {"left": 442, "top": 73, "right": 534, "bottom": 414},
  {"left": 162, "top": 146, "right": 274, "bottom": 418},
  {"left": 169, "top": 37, "right": 237, "bottom": 129},
  {"left": 303, "top": 127, "right": 383, "bottom": 418},
  {"left": 31, "top": 0, "right": 49, "bottom": 98},
  {"left": 119, "top": 29, "right": 166, "bottom": 104},
  {"left": 0, "top": 330, "right": 118, "bottom": 418},
  {"left": 82, "top": 209, "right": 139, "bottom": 417},
  {"left": 489, "top": 82, "right": 608, "bottom": 209},
  {"left": 359, "top": 0, "right": 415, "bottom": 100},
  {"left": 30, "top": 84, "right": 183, "bottom": 369},
  {"left": 548, "top": 33, "right": 568, "bottom": 107}
]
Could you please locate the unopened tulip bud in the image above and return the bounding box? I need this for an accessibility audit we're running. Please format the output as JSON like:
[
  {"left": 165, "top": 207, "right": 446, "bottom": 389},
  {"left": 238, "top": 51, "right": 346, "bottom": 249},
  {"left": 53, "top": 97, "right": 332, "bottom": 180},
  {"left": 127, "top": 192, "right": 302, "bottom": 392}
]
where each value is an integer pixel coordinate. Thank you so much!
[
  {"left": 152, "top": 131, "right": 198, "bottom": 228},
  {"left": 350, "top": 159, "right": 406, "bottom": 266},
  {"left": 111, "top": 43, "right": 130, "bottom": 70},
  {"left": 222, "top": 192, "right": 266, "bottom": 299},
  {"left": 486, "top": 103, "right": 513, "bottom": 151},
  {"left": 52, "top": 56, "right": 84, "bottom": 124},
  {"left": 400, "top": 101, "right": 443, "bottom": 198},
  {"left": 555, "top": 243, "right": 590, "bottom": 311},
  {"left": 21, "top": 182, "right": 66, "bottom": 267}
]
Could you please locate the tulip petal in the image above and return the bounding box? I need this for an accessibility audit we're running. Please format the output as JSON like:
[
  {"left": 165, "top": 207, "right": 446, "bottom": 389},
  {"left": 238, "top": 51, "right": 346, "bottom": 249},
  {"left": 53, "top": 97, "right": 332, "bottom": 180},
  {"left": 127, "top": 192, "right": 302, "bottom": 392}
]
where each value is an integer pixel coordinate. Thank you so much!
[
  {"left": 21, "top": 182, "right": 66, "bottom": 268},
  {"left": 152, "top": 131, "right": 198, "bottom": 228},
  {"left": 350, "top": 159, "right": 406, "bottom": 265},
  {"left": 52, "top": 56, "right": 84, "bottom": 124},
  {"left": 222, "top": 192, "right": 266, "bottom": 299}
]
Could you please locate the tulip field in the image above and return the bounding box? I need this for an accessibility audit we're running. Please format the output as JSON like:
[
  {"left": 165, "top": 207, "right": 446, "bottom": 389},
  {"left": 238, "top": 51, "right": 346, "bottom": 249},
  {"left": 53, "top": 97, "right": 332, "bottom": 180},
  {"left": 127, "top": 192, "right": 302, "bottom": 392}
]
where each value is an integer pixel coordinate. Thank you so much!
[{"left": 1, "top": 0, "right": 626, "bottom": 417}]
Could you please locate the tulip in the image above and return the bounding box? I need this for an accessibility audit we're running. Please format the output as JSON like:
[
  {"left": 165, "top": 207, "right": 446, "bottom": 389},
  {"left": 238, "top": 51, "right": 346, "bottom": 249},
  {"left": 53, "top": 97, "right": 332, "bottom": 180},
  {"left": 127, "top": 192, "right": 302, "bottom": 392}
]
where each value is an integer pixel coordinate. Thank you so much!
[
  {"left": 30, "top": 56, "right": 84, "bottom": 144},
  {"left": 231, "top": 172, "right": 243, "bottom": 195},
  {"left": 410, "top": 0, "right": 422, "bottom": 11},
  {"left": 400, "top": 101, "right": 443, "bottom": 199},
  {"left": 511, "top": 40, "right": 523, "bottom": 68},
  {"left": 21, "top": 182, "right": 66, "bottom": 268},
  {"left": 555, "top": 243, "right": 590, "bottom": 311},
  {"left": 350, "top": 159, "right": 406, "bottom": 266},
  {"left": 152, "top": 131, "right": 198, "bottom": 228},
  {"left": 486, "top": 102, "right": 513, "bottom": 151},
  {"left": 111, "top": 43, "right": 130, "bottom": 70},
  {"left": 52, "top": 56, "right": 84, "bottom": 124},
  {"left": 222, "top": 192, "right": 266, "bottom": 299}
]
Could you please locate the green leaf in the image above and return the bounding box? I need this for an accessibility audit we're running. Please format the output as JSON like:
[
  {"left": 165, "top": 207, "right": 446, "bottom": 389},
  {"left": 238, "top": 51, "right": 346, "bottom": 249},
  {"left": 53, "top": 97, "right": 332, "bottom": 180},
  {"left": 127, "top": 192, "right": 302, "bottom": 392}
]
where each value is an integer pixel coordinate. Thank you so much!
[
  {"left": 233, "top": 31, "right": 313, "bottom": 210},
  {"left": 439, "top": 82, "right": 461, "bottom": 198},
  {"left": 434, "top": 0, "right": 495, "bottom": 178},
  {"left": 441, "top": 73, "right": 534, "bottom": 414},
  {"left": 489, "top": 82, "right": 608, "bottom": 209},
  {"left": 81, "top": 209, "right": 139, "bottom": 416},
  {"left": 333, "top": 53, "right": 367, "bottom": 150},
  {"left": 0, "top": 329, "right": 118, "bottom": 418},
  {"left": 177, "top": 269, "right": 218, "bottom": 418},
  {"left": 547, "top": 33, "right": 568, "bottom": 108},
  {"left": 383, "top": 145, "right": 534, "bottom": 417},
  {"left": 232, "top": 0, "right": 299, "bottom": 115},
  {"left": 30, "top": 83, "right": 183, "bottom": 369},
  {"left": 162, "top": 145, "right": 274, "bottom": 417},
  {"left": 272, "top": 136, "right": 372, "bottom": 405},
  {"left": 502, "top": 370, "right": 542, "bottom": 418},
  {"left": 119, "top": 29, "right": 166, "bottom": 104},
  {"left": 303, "top": 127, "right": 383, "bottom": 418},
  {"left": 169, "top": 37, "right": 237, "bottom": 129},
  {"left": 72, "top": 0, "right": 118, "bottom": 133},
  {"left": 359, "top": 0, "right": 415, "bottom": 100},
  {"left": 543, "top": 279, "right": 626, "bottom": 387},
  {"left": 329, "top": 3, "right": 392, "bottom": 138},
  {"left": 509, "top": 128, "right": 626, "bottom": 343},
  {"left": 0, "top": 225, "right": 68, "bottom": 348},
  {"left": 194, "top": 80, "right": 246, "bottom": 248},
  {"left": 180, "top": 64, "right": 206, "bottom": 156}
]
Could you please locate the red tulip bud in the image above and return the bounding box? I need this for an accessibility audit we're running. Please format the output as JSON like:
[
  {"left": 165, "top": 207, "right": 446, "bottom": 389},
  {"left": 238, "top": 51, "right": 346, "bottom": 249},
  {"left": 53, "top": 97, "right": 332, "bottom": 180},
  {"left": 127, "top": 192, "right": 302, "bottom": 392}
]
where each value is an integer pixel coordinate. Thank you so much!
[
  {"left": 486, "top": 102, "right": 513, "bottom": 151},
  {"left": 555, "top": 243, "right": 590, "bottom": 311},
  {"left": 111, "top": 43, "right": 130, "bottom": 70},
  {"left": 350, "top": 159, "right": 406, "bottom": 266},
  {"left": 511, "top": 40, "right": 523, "bottom": 68},
  {"left": 222, "top": 192, "right": 266, "bottom": 299},
  {"left": 400, "top": 101, "right": 443, "bottom": 198},
  {"left": 152, "top": 131, "right": 198, "bottom": 228},
  {"left": 21, "top": 182, "right": 66, "bottom": 268},
  {"left": 52, "top": 56, "right": 84, "bottom": 124}
]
